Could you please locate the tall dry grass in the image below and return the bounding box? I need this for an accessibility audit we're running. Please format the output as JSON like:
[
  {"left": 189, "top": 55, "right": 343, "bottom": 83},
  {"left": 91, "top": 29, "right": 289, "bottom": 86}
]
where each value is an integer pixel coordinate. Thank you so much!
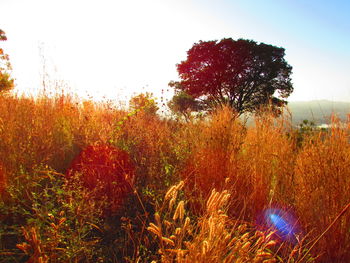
[
  {"left": 240, "top": 113, "right": 296, "bottom": 217},
  {"left": 294, "top": 117, "right": 350, "bottom": 262},
  {"left": 0, "top": 92, "right": 349, "bottom": 262},
  {"left": 0, "top": 93, "right": 125, "bottom": 176},
  {"left": 180, "top": 107, "right": 296, "bottom": 219},
  {"left": 178, "top": 107, "right": 350, "bottom": 262},
  {"left": 180, "top": 106, "right": 247, "bottom": 214}
]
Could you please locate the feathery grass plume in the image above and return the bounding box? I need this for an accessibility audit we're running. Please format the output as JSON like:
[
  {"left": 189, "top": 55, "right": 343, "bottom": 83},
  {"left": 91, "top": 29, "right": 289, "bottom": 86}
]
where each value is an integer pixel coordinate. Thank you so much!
[
  {"left": 173, "top": 201, "right": 185, "bottom": 222},
  {"left": 148, "top": 223, "right": 162, "bottom": 238},
  {"left": 181, "top": 188, "right": 282, "bottom": 263},
  {"left": 165, "top": 185, "right": 177, "bottom": 202},
  {"left": 16, "top": 227, "right": 49, "bottom": 263},
  {"left": 165, "top": 181, "right": 184, "bottom": 211},
  {"left": 147, "top": 183, "right": 305, "bottom": 263}
]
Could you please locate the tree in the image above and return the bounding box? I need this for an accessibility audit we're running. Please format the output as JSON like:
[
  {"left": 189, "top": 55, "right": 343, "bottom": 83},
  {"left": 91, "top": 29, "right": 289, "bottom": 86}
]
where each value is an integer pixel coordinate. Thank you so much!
[
  {"left": 169, "top": 38, "right": 293, "bottom": 115},
  {"left": 129, "top": 92, "right": 159, "bottom": 116},
  {"left": 0, "top": 29, "right": 14, "bottom": 93},
  {"left": 167, "top": 90, "right": 203, "bottom": 121}
]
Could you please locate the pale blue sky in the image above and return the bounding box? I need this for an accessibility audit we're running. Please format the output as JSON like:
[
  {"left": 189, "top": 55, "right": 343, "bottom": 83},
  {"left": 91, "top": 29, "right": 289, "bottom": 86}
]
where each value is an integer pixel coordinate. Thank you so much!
[{"left": 1, "top": 0, "right": 350, "bottom": 102}]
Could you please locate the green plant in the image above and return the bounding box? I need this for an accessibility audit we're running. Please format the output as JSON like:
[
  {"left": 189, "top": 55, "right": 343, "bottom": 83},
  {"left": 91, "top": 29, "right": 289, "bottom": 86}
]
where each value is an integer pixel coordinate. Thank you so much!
[{"left": 1, "top": 165, "right": 105, "bottom": 262}]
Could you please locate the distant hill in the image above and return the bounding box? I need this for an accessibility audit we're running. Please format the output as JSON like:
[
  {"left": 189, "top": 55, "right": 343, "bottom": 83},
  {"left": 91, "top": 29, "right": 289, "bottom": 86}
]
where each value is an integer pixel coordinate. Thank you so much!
[{"left": 287, "top": 100, "right": 350, "bottom": 125}]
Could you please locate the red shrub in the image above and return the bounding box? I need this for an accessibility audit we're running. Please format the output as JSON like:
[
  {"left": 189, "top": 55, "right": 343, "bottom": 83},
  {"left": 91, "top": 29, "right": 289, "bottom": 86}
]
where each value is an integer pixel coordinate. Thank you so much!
[{"left": 66, "top": 144, "right": 135, "bottom": 215}]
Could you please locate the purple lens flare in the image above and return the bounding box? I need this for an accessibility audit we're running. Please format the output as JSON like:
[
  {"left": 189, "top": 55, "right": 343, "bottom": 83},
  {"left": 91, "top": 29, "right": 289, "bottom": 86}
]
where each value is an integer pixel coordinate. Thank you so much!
[{"left": 263, "top": 208, "right": 300, "bottom": 243}]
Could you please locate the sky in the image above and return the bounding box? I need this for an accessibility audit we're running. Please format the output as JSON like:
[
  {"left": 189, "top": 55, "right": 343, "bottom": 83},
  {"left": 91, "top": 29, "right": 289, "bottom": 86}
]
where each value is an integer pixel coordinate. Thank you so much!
[{"left": 1, "top": 0, "right": 350, "bottom": 104}]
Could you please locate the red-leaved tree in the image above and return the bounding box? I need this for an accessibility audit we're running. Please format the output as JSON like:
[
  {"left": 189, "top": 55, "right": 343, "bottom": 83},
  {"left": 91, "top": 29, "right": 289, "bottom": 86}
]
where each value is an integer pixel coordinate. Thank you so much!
[{"left": 169, "top": 38, "right": 293, "bottom": 115}]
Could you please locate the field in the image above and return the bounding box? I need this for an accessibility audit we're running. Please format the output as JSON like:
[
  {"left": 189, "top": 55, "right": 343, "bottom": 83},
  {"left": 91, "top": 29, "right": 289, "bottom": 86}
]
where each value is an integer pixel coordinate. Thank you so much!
[{"left": 0, "top": 92, "right": 349, "bottom": 262}]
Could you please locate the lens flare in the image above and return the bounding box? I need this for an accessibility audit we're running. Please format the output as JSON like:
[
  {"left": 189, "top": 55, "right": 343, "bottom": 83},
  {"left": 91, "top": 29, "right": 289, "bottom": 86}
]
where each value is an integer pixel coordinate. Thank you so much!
[
  {"left": 263, "top": 208, "right": 299, "bottom": 243},
  {"left": 269, "top": 213, "right": 293, "bottom": 235}
]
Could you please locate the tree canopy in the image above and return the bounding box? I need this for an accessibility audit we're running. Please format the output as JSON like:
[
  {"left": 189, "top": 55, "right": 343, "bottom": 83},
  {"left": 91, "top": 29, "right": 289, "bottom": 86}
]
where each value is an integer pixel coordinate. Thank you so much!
[
  {"left": 169, "top": 38, "right": 293, "bottom": 115},
  {"left": 0, "top": 29, "right": 14, "bottom": 93}
]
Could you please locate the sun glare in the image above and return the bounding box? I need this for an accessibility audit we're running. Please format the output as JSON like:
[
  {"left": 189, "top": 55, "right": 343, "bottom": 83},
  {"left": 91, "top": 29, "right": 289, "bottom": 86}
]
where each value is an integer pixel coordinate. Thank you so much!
[{"left": 4, "top": 0, "right": 230, "bottom": 102}]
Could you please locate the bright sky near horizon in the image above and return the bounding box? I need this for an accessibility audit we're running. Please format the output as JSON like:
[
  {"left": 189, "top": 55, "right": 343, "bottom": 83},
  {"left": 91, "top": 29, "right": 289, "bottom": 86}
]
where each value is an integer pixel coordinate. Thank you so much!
[{"left": 1, "top": 0, "right": 350, "bottom": 104}]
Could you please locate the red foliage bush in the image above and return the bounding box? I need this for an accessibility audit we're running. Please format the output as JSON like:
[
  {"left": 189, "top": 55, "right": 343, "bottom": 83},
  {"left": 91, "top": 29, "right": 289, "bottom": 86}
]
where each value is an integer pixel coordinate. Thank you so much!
[{"left": 66, "top": 144, "right": 135, "bottom": 215}]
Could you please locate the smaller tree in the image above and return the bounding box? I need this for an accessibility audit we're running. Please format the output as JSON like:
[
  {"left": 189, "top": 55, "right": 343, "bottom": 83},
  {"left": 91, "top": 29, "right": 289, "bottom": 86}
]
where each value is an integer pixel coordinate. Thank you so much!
[
  {"left": 129, "top": 92, "right": 159, "bottom": 116},
  {"left": 167, "top": 89, "right": 203, "bottom": 121},
  {"left": 0, "top": 29, "right": 14, "bottom": 93}
]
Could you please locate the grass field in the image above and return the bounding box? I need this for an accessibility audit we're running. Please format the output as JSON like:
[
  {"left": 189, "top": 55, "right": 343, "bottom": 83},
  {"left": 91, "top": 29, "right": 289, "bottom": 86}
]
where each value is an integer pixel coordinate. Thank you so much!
[{"left": 0, "top": 92, "right": 349, "bottom": 262}]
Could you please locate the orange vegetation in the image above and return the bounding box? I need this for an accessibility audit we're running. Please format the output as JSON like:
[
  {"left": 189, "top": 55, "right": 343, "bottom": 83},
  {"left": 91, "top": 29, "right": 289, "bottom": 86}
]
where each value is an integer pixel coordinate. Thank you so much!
[{"left": 0, "top": 94, "right": 349, "bottom": 262}]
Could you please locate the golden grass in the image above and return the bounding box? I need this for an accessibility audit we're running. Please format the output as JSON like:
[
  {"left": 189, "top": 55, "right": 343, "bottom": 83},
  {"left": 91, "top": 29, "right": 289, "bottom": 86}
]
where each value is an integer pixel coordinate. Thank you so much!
[
  {"left": 0, "top": 93, "right": 349, "bottom": 262},
  {"left": 241, "top": 113, "right": 296, "bottom": 217},
  {"left": 148, "top": 182, "right": 313, "bottom": 263},
  {"left": 0, "top": 93, "right": 125, "bottom": 176},
  {"left": 294, "top": 118, "right": 350, "bottom": 262}
]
